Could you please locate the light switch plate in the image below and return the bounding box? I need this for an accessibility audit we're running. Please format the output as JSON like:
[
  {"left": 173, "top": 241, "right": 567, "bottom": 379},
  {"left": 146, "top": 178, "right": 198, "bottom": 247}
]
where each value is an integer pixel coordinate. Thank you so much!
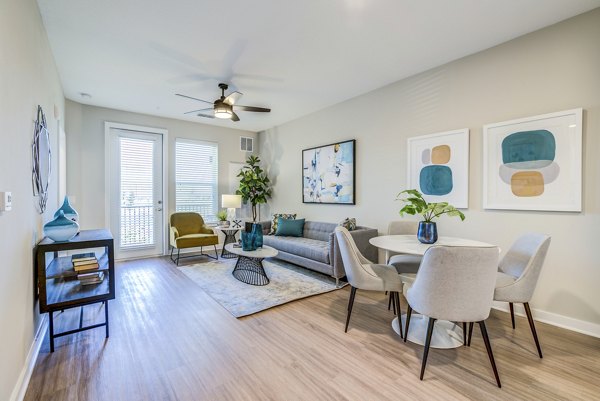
[{"left": 0, "top": 192, "right": 12, "bottom": 211}]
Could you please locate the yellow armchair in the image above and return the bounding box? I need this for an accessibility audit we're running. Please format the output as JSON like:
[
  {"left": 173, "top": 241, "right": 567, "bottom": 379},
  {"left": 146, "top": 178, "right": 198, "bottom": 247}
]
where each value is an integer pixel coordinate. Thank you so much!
[{"left": 169, "top": 212, "right": 219, "bottom": 265}]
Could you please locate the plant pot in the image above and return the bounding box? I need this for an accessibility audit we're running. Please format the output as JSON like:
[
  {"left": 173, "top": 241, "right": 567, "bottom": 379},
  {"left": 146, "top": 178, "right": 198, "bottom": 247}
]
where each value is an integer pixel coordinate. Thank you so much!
[{"left": 417, "top": 221, "right": 438, "bottom": 244}]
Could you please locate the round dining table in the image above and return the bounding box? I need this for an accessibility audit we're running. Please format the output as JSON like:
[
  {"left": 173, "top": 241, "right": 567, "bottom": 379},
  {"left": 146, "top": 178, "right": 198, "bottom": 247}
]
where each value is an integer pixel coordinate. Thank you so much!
[{"left": 369, "top": 234, "right": 496, "bottom": 349}]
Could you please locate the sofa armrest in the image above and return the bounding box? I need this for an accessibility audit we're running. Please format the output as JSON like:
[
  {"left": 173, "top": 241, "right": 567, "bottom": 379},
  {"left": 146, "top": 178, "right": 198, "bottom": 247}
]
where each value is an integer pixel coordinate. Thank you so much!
[{"left": 331, "top": 227, "right": 379, "bottom": 279}]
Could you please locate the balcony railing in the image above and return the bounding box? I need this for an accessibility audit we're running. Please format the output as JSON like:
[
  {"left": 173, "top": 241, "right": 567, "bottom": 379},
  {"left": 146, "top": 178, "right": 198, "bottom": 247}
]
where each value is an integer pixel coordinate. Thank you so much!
[{"left": 120, "top": 205, "right": 154, "bottom": 248}]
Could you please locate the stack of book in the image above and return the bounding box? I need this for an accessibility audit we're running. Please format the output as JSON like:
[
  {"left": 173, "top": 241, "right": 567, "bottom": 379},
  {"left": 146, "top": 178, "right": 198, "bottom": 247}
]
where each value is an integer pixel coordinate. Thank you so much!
[
  {"left": 72, "top": 252, "right": 98, "bottom": 272},
  {"left": 77, "top": 271, "right": 105, "bottom": 286}
]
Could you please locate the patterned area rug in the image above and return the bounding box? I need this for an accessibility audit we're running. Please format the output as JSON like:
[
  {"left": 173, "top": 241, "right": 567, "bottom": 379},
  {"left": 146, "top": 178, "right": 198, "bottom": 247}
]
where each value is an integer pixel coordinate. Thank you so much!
[{"left": 177, "top": 258, "right": 345, "bottom": 318}]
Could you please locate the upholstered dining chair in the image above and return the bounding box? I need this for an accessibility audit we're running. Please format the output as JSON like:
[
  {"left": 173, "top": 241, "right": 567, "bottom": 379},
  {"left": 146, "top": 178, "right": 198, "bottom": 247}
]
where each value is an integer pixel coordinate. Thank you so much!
[
  {"left": 490, "top": 233, "right": 551, "bottom": 358},
  {"left": 386, "top": 221, "right": 422, "bottom": 311},
  {"left": 169, "top": 212, "right": 219, "bottom": 265},
  {"left": 404, "top": 245, "right": 502, "bottom": 387},
  {"left": 335, "top": 227, "right": 404, "bottom": 337}
]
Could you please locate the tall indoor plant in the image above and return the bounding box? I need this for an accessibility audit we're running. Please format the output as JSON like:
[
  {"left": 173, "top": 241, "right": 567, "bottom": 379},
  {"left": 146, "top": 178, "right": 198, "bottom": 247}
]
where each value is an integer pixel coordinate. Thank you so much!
[
  {"left": 236, "top": 155, "right": 272, "bottom": 222},
  {"left": 396, "top": 189, "right": 465, "bottom": 244}
]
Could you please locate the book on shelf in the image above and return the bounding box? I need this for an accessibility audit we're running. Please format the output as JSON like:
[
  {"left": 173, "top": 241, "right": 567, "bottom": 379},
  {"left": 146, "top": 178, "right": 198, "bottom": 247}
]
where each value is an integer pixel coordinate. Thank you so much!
[
  {"left": 73, "top": 259, "right": 98, "bottom": 267},
  {"left": 77, "top": 271, "right": 104, "bottom": 285},
  {"left": 74, "top": 262, "right": 100, "bottom": 272},
  {"left": 72, "top": 252, "right": 96, "bottom": 263}
]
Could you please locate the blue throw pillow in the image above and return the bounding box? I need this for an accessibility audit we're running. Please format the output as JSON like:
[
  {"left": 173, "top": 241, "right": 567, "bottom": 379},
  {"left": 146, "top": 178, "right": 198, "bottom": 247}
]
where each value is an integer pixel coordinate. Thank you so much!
[{"left": 275, "top": 218, "right": 305, "bottom": 237}]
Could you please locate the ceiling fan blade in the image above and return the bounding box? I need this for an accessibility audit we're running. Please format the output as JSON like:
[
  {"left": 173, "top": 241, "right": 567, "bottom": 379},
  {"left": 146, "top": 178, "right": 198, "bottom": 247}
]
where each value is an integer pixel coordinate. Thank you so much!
[
  {"left": 234, "top": 105, "right": 271, "bottom": 113},
  {"left": 197, "top": 113, "right": 215, "bottom": 119},
  {"left": 175, "top": 93, "right": 213, "bottom": 104},
  {"left": 231, "top": 111, "right": 240, "bottom": 122},
  {"left": 184, "top": 108, "right": 213, "bottom": 115},
  {"left": 223, "top": 91, "right": 243, "bottom": 105}
]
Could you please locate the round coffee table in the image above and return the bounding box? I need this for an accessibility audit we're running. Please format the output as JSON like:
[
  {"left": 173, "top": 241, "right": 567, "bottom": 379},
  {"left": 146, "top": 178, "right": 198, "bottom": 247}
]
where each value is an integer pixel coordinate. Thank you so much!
[
  {"left": 224, "top": 244, "right": 278, "bottom": 286},
  {"left": 214, "top": 227, "right": 240, "bottom": 259}
]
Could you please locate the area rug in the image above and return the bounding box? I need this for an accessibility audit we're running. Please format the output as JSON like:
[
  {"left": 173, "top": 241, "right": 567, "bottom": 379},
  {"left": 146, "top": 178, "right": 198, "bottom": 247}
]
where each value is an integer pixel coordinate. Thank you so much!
[{"left": 177, "top": 258, "right": 344, "bottom": 318}]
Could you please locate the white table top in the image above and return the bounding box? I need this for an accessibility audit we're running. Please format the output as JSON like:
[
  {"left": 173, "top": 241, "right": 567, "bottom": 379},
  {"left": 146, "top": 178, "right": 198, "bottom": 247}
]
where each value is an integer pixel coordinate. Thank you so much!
[
  {"left": 369, "top": 235, "right": 496, "bottom": 256},
  {"left": 224, "top": 243, "right": 278, "bottom": 259}
]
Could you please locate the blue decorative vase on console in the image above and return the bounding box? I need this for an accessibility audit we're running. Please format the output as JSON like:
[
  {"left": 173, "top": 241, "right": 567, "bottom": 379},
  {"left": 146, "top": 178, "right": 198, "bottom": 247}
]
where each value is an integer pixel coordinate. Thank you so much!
[
  {"left": 241, "top": 231, "right": 256, "bottom": 251},
  {"left": 44, "top": 211, "right": 79, "bottom": 242},
  {"left": 55, "top": 195, "right": 79, "bottom": 222},
  {"left": 251, "top": 223, "right": 263, "bottom": 248},
  {"left": 417, "top": 221, "right": 438, "bottom": 244}
]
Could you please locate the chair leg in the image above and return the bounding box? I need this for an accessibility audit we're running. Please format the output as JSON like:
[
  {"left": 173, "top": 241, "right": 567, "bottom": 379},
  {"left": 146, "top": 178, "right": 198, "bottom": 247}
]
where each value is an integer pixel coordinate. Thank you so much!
[
  {"left": 509, "top": 302, "right": 516, "bottom": 329},
  {"left": 467, "top": 322, "right": 474, "bottom": 346},
  {"left": 404, "top": 304, "right": 412, "bottom": 343},
  {"left": 524, "top": 302, "right": 543, "bottom": 358},
  {"left": 388, "top": 292, "right": 392, "bottom": 311},
  {"left": 345, "top": 287, "right": 357, "bottom": 333},
  {"left": 176, "top": 249, "right": 180, "bottom": 265},
  {"left": 420, "top": 318, "right": 436, "bottom": 380},
  {"left": 393, "top": 292, "right": 403, "bottom": 339},
  {"left": 391, "top": 293, "right": 397, "bottom": 315},
  {"left": 463, "top": 322, "right": 467, "bottom": 346},
  {"left": 478, "top": 321, "right": 501, "bottom": 388},
  {"left": 214, "top": 245, "right": 219, "bottom": 260}
]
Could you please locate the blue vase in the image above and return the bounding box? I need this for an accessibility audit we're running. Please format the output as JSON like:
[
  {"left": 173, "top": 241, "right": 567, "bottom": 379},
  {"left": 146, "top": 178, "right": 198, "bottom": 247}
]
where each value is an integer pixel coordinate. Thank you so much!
[
  {"left": 241, "top": 231, "right": 256, "bottom": 251},
  {"left": 54, "top": 196, "right": 79, "bottom": 222},
  {"left": 251, "top": 223, "right": 263, "bottom": 248},
  {"left": 417, "top": 221, "right": 438, "bottom": 244},
  {"left": 44, "top": 211, "right": 79, "bottom": 242}
]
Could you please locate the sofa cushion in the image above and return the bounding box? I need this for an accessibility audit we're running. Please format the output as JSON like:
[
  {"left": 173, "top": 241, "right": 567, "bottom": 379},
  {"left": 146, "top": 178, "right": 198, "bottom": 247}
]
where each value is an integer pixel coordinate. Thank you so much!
[
  {"left": 175, "top": 233, "right": 219, "bottom": 248},
  {"left": 269, "top": 213, "right": 296, "bottom": 234},
  {"left": 276, "top": 218, "right": 305, "bottom": 237},
  {"left": 263, "top": 235, "right": 330, "bottom": 264},
  {"left": 303, "top": 221, "right": 338, "bottom": 242}
]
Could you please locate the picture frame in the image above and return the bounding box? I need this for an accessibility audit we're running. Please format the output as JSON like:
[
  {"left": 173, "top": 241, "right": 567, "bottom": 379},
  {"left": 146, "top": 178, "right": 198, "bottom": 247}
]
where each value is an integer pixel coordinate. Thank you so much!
[
  {"left": 407, "top": 129, "right": 470, "bottom": 208},
  {"left": 302, "top": 139, "right": 356, "bottom": 204},
  {"left": 483, "top": 108, "right": 583, "bottom": 212}
]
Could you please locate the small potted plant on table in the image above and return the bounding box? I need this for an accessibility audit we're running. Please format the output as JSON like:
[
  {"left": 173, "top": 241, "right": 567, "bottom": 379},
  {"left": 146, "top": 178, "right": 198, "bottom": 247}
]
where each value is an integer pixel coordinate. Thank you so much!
[
  {"left": 396, "top": 189, "right": 465, "bottom": 244},
  {"left": 217, "top": 210, "right": 229, "bottom": 227}
]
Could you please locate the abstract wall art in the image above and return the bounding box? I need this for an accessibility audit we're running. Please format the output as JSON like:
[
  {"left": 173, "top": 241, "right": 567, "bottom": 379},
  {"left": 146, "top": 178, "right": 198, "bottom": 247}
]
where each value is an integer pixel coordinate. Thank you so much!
[
  {"left": 483, "top": 108, "right": 582, "bottom": 211},
  {"left": 407, "top": 129, "right": 469, "bottom": 208},
  {"left": 302, "top": 139, "right": 355, "bottom": 204}
]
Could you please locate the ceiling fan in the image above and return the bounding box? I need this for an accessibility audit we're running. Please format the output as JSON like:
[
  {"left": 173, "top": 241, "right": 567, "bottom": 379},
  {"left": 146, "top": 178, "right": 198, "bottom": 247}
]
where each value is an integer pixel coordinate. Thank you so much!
[{"left": 176, "top": 83, "right": 271, "bottom": 122}]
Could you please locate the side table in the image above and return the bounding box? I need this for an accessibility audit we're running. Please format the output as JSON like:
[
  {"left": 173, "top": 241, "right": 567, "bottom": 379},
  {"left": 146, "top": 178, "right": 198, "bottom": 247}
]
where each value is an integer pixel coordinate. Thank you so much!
[{"left": 215, "top": 227, "right": 240, "bottom": 259}]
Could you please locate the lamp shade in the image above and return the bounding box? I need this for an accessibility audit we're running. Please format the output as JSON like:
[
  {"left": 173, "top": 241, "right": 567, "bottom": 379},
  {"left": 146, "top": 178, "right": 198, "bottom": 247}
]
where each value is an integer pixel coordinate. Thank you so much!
[{"left": 222, "top": 194, "right": 242, "bottom": 208}]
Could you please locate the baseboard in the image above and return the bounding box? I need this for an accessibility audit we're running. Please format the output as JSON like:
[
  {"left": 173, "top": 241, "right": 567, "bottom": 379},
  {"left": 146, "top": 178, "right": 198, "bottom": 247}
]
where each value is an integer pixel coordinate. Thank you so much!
[
  {"left": 9, "top": 315, "right": 48, "bottom": 401},
  {"left": 492, "top": 302, "right": 600, "bottom": 339}
]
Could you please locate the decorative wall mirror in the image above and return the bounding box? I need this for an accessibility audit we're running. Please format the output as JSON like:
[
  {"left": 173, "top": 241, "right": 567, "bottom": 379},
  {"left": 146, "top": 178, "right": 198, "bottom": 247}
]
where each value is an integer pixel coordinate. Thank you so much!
[{"left": 32, "top": 105, "right": 51, "bottom": 213}]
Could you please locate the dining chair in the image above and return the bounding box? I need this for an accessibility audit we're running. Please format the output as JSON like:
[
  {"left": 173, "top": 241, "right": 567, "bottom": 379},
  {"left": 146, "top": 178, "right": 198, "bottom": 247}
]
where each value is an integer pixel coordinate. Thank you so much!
[
  {"left": 489, "top": 233, "right": 551, "bottom": 358},
  {"left": 404, "top": 245, "right": 501, "bottom": 387},
  {"left": 334, "top": 227, "right": 404, "bottom": 337},
  {"left": 386, "top": 221, "right": 422, "bottom": 273}
]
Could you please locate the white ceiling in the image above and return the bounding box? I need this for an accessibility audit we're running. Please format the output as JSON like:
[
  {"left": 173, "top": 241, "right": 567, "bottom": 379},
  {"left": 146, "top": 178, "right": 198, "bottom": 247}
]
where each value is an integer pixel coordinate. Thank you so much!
[{"left": 38, "top": 0, "right": 599, "bottom": 132}]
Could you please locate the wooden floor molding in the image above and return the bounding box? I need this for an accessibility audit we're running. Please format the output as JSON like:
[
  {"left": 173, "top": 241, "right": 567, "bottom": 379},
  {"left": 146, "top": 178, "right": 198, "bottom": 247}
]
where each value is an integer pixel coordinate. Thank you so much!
[{"left": 24, "top": 256, "right": 600, "bottom": 401}]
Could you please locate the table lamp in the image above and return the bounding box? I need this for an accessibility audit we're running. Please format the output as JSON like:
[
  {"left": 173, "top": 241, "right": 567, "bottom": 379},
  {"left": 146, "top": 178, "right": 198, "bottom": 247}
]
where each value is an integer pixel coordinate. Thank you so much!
[{"left": 222, "top": 194, "right": 242, "bottom": 224}]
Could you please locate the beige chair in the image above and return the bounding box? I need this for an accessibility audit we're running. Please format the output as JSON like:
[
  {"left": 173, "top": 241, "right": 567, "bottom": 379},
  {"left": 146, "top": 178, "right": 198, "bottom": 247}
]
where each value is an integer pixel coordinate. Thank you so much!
[
  {"left": 491, "top": 233, "right": 551, "bottom": 358},
  {"left": 387, "top": 221, "right": 422, "bottom": 273},
  {"left": 169, "top": 212, "right": 219, "bottom": 265},
  {"left": 405, "top": 245, "right": 501, "bottom": 387},
  {"left": 335, "top": 227, "right": 404, "bottom": 336}
]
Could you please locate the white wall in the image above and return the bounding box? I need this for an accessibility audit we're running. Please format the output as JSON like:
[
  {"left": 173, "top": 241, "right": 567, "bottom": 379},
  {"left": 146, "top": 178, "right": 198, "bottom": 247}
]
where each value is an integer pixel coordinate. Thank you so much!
[
  {"left": 0, "top": 0, "right": 65, "bottom": 399},
  {"left": 259, "top": 10, "right": 600, "bottom": 332},
  {"left": 65, "top": 101, "right": 257, "bottom": 231}
]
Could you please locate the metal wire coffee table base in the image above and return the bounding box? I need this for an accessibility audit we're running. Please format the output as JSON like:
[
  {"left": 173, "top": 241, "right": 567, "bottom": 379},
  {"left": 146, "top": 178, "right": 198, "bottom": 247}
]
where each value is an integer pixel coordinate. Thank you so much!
[{"left": 232, "top": 256, "right": 270, "bottom": 286}]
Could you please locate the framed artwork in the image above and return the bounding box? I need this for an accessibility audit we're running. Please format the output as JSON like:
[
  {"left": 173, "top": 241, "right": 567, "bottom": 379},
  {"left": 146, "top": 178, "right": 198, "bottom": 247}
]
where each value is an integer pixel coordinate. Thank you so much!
[
  {"left": 302, "top": 139, "right": 355, "bottom": 204},
  {"left": 483, "top": 108, "right": 582, "bottom": 211},
  {"left": 407, "top": 129, "right": 469, "bottom": 208}
]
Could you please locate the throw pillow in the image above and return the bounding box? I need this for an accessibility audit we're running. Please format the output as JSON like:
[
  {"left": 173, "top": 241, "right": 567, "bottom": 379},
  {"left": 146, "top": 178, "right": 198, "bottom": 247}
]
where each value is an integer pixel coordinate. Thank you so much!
[
  {"left": 275, "top": 218, "right": 305, "bottom": 237},
  {"left": 269, "top": 213, "right": 297, "bottom": 234},
  {"left": 339, "top": 217, "right": 357, "bottom": 231}
]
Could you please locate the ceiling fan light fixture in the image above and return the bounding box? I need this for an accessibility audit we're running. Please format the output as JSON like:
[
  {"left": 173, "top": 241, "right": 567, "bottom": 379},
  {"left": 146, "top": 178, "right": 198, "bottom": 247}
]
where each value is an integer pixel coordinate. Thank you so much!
[{"left": 214, "top": 102, "right": 233, "bottom": 119}]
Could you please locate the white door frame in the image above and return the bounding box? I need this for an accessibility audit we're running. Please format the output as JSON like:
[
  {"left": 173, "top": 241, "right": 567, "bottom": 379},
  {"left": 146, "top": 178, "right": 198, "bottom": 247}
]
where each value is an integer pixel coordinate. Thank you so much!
[{"left": 104, "top": 122, "right": 169, "bottom": 258}]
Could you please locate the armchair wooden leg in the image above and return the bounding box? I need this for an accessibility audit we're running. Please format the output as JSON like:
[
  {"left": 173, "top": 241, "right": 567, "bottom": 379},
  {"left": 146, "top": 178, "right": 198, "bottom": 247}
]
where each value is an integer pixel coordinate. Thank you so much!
[
  {"left": 420, "top": 318, "right": 436, "bottom": 380},
  {"left": 467, "top": 322, "right": 474, "bottom": 346},
  {"left": 509, "top": 302, "right": 516, "bottom": 329},
  {"left": 393, "top": 292, "right": 403, "bottom": 339},
  {"left": 479, "top": 320, "right": 501, "bottom": 388},
  {"left": 404, "top": 304, "right": 413, "bottom": 343},
  {"left": 345, "top": 287, "right": 357, "bottom": 333},
  {"left": 524, "top": 302, "right": 543, "bottom": 358}
]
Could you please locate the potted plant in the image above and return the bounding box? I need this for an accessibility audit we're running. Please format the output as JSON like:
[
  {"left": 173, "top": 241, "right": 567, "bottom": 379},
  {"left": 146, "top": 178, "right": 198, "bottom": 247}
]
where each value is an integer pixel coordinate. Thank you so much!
[
  {"left": 236, "top": 155, "right": 272, "bottom": 222},
  {"left": 216, "top": 210, "right": 229, "bottom": 227},
  {"left": 396, "top": 189, "right": 465, "bottom": 244}
]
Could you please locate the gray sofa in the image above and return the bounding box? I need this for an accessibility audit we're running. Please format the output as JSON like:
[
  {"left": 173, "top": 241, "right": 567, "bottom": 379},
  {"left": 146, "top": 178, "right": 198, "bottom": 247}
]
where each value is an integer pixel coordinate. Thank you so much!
[{"left": 258, "top": 220, "right": 378, "bottom": 286}]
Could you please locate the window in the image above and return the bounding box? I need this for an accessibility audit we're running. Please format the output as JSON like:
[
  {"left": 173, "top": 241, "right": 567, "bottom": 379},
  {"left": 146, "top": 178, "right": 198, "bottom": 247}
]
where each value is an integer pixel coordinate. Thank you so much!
[{"left": 175, "top": 139, "right": 218, "bottom": 223}]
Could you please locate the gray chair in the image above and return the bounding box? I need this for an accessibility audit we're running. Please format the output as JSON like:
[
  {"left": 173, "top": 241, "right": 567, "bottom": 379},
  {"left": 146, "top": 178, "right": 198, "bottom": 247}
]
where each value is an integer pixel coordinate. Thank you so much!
[
  {"left": 335, "top": 227, "right": 404, "bottom": 336},
  {"left": 404, "top": 246, "right": 501, "bottom": 387},
  {"left": 492, "top": 233, "right": 551, "bottom": 358},
  {"left": 386, "top": 221, "right": 422, "bottom": 274}
]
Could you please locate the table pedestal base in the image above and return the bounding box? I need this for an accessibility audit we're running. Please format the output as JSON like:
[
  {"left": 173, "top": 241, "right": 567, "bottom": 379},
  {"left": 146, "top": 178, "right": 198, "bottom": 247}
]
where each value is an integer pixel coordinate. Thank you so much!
[
  {"left": 232, "top": 256, "right": 270, "bottom": 286},
  {"left": 392, "top": 314, "right": 464, "bottom": 349}
]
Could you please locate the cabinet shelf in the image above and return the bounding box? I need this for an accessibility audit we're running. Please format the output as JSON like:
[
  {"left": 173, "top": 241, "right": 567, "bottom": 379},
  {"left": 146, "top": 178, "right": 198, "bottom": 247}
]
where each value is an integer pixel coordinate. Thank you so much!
[
  {"left": 45, "top": 252, "right": 110, "bottom": 279},
  {"left": 47, "top": 276, "right": 110, "bottom": 306}
]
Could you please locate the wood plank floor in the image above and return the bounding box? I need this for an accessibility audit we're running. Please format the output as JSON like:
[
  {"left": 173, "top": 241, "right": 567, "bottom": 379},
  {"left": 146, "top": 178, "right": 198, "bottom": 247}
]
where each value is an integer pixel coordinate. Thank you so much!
[{"left": 25, "top": 256, "right": 600, "bottom": 401}]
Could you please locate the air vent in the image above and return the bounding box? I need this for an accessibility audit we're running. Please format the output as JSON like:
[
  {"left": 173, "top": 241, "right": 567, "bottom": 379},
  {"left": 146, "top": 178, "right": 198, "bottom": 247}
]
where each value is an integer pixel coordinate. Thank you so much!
[{"left": 240, "top": 136, "right": 253, "bottom": 152}]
